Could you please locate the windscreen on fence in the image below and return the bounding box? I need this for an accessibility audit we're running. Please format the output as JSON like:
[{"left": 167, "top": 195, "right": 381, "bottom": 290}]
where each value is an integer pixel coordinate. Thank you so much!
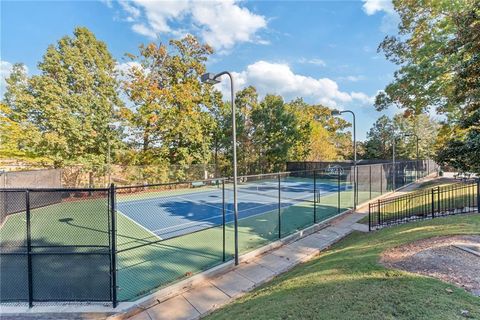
[{"left": 0, "top": 188, "right": 113, "bottom": 304}]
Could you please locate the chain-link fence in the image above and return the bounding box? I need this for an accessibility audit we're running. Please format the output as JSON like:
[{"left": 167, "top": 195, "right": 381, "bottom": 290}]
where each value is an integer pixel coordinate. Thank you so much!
[
  {"left": 0, "top": 160, "right": 438, "bottom": 307},
  {"left": 0, "top": 188, "right": 114, "bottom": 307}
]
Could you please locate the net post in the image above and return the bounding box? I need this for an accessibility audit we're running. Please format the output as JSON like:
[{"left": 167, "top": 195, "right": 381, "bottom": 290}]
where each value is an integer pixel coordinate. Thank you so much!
[
  {"left": 222, "top": 180, "right": 226, "bottom": 262},
  {"left": 110, "top": 183, "right": 118, "bottom": 308},
  {"left": 313, "top": 170, "right": 317, "bottom": 224},
  {"left": 26, "top": 190, "right": 33, "bottom": 308},
  {"left": 278, "top": 174, "right": 281, "bottom": 239}
]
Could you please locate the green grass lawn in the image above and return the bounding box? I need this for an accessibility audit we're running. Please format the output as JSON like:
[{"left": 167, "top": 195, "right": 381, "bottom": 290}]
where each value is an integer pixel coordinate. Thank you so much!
[{"left": 207, "top": 214, "right": 480, "bottom": 320}]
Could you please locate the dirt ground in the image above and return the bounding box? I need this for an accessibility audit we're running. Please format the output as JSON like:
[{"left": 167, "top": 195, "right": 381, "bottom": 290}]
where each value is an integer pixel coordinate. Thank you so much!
[{"left": 380, "top": 235, "right": 480, "bottom": 296}]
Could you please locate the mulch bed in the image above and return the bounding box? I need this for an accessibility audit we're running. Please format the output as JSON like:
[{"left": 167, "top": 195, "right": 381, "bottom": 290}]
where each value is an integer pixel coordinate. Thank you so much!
[{"left": 380, "top": 235, "right": 480, "bottom": 296}]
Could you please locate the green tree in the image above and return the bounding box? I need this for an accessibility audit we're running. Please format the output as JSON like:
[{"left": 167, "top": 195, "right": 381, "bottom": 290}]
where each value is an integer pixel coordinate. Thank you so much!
[
  {"left": 363, "top": 114, "right": 439, "bottom": 160},
  {"left": 251, "top": 95, "right": 304, "bottom": 172},
  {"left": 287, "top": 99, "right": 349, "bottom": 161},
  {"left": 3, "top": 27, "right": 123, "bottom": 169},
  {"left": 374, "top": 0, "right": 479, "bottom": 172},
  {"left": 121, "top": 36, "right": 217, "bottom": 176},
  {"left": 436, "top": 6, "right": 480, "bottom": 172},
  {"left": 363, "top": 115, "right": 395, "bottom": 159}
]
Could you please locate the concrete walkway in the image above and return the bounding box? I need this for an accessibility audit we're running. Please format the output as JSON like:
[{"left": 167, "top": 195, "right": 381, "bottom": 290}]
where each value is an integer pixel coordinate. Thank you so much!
[{"left": 117, "top": 212, "right": 368, "bottom": 320}]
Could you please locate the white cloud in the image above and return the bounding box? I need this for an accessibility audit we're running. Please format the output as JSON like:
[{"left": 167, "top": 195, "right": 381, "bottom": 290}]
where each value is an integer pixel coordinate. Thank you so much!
[
  {"left": 119, "top": 0, "right": 141, "bottom": 20},
  {"left": 115, "top": 61, "right": 143, "bottom": 73},
  {"left": 0, "top": 61, "right": 13, "bottom": 97},
  {"left": 112, "top": 0, "right": 267, "bottom": 50},
  {"left": 338, "top": 75, "right": 365, "bottom": 82},
  {"left": 1, "top": 61, "right": 29, "bottom": 98},
  {"left": 215, "top": 61, "right": 373, "bottom": 108},
  {"left": 351, "top": 92, "right": 374, "bottom": 104},
  {"left": 362, "top": 0, "right": 399, "bottom": 33},
  {"left": 298, "top": 57, "right": 326, "bottom": 67},
  {"left": 132, "top": 23, "right": 158, "bottom": 39},
  {"left": 362, "top": 0, "right": 394, "bottom": 15}
]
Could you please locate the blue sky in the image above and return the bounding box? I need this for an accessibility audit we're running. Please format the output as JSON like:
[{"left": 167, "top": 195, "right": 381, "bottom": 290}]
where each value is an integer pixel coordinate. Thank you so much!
[{"left": 1, "top": 0, "right": 400, "bottom": 140}]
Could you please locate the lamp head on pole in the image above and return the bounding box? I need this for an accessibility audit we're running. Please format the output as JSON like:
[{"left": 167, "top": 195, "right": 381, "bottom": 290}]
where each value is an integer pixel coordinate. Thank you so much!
[
  {"left": 331, "top": 109, "right": 342, "bottom": 116},
  {"left": 201, "top": 73, "right": 220, "bottom": 85}
]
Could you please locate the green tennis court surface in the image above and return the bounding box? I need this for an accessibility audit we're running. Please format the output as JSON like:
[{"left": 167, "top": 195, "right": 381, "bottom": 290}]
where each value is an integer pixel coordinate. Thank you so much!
[{"left": 0, "top": 180, "right": 363, "bottom": 301}]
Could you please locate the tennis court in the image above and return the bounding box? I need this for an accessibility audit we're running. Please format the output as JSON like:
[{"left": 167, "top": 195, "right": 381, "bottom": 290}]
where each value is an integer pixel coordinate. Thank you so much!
[
  {"left": 0, "top": 174, "right": 355, "bottom": 303},
  {"left": 116, "top": 177, "right": 346, "bottom": 240},
  {"left": 113, "top": 175, "right": 354, "bottom": 300}
]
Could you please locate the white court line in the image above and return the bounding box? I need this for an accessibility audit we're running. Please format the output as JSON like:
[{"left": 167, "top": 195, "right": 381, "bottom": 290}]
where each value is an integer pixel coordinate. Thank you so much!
[
  {"left": 116, "top": 209, "right": 163, "bottom": 242},
  {"left": 148, "top": 192, "right": 318, "bottom": 234},
  {"left": 122, "top": 185, "right": 340, "bottom": 236}
]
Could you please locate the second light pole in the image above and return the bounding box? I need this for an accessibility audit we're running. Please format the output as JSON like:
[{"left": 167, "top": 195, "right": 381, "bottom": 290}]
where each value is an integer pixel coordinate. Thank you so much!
[
  {"left": 331, "top": 109, "right": 357, "bottom": 210},
  {"left": 201, "top": 71, "right": 239, "bottom": 265}
]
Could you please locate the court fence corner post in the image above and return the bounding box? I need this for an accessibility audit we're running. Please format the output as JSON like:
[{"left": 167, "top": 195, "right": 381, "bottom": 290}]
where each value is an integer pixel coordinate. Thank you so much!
[
  {"left": 110, "top": 183, "right": 118, "bottom": 308},
  {"left": 337, "top": 170, "right": 341, "bottom": 214},
  {"left": 26, "top": 189, "right": 33, "bottom": 308},
  {"left": 222, "top": 179, "right": 226, "bottom": 262},
  {"left": 278, "top": 173, "right": 281, "bottom": 239},
  {"left": 313, "top": 170, "right": 317, "bottom": 224}
]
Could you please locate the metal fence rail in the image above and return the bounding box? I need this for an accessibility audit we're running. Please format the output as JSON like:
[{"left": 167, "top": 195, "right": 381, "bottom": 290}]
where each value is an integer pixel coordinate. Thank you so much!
[
  {"left": 369, "top": 180, "right": 480, "bottom": 230},
  {"left": 0, "top": 160, "right": 438, "bottom": 307}
]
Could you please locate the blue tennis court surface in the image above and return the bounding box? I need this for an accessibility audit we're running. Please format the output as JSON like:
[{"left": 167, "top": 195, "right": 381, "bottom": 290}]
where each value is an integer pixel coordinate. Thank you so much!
[{"left": 117, "top": 179, "right": 349, "bottom": 239}]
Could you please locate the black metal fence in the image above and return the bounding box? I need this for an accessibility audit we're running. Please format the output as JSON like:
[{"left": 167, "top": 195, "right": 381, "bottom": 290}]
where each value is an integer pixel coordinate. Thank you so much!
[
  {"left": 0, "top": 160, "right": 437, "bottom": 307},
  {"left": 369, "top": 180, "right": 480, "bottom": 230},
  {"left": 0, "top": 188, "right": 115, "bottom": 307}
]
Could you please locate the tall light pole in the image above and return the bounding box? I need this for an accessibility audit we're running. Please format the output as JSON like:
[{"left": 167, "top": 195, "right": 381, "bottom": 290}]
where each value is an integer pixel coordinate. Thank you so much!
[
  {"left": 201, "top": 71, "right": 239, "bottom": 265},
  {"left": 331, "top": 109, "right": 357, "bottom": 210},
  {"left": 405, "top": 133, "right": 420, "bottom": 180},
  {"left": 392, "top": 135, "right": 397, "bottom": 190}
]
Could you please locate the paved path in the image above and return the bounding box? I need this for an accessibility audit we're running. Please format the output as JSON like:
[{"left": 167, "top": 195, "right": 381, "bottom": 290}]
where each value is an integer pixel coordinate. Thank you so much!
[{"left": 117, "top": 212, "right": 368, "bottom": 320}]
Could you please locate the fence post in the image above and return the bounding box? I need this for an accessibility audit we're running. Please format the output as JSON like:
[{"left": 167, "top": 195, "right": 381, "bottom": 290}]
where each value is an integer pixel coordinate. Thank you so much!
[
  {"left": 431, "top": 187, "right": 435, "bottom": 219},
  {"left": 380, "top": 166, "right": 383, "bottom": 195},
  {"left": 377, "top": 199, "right": 381, "bottom": 226},
  {"left": 368, "top": 203, "right": 371, "bottom": 231},
  {"left": 110, "top": 184, "right": 117, "bottom": 308},
  {"left": 369, "top": 165, "right": 372, "bottom": 199},
  {"left": 437, "top": 186, "right": 441, "bottom": 217},
  {"left": 222, "top": 180, "right": 226, "bottom": 262},
  {"left": 278, "top": 174, "right": 281, "bottom": 239},
  {"left": 26, "top": 190, "right": 33, "bottom": 308},
  {"left": 477, "top": 179, "right": 480, "bottom": 213},
  {"left": 313, "top": 170, "right": 317, "bottom": 224},
  {"left": 337, "top": 170, "right": 341, "bottom": 213}
]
